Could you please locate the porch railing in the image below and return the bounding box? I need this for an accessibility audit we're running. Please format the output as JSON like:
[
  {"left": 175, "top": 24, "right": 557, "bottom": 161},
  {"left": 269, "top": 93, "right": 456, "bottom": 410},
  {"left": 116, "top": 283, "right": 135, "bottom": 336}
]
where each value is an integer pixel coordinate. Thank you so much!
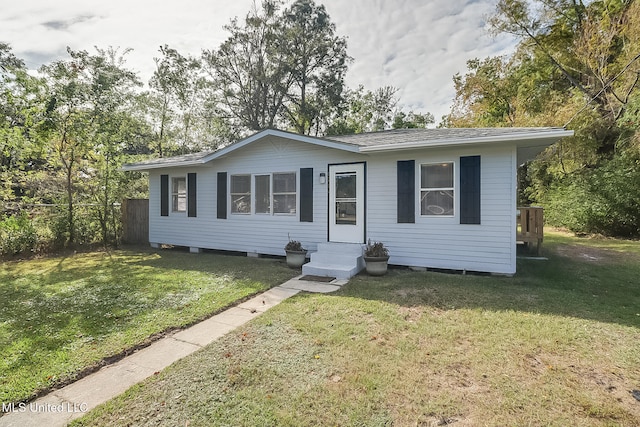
[{"left": 517, "top": 206, "right": 544, "bottom": 255}]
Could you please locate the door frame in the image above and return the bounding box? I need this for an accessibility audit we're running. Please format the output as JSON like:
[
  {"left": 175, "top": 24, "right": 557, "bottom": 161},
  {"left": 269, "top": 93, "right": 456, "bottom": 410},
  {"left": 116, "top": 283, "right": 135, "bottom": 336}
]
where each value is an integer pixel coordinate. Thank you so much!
[{"left": 327, "top": 162, "right": 366, "bottom": 243}]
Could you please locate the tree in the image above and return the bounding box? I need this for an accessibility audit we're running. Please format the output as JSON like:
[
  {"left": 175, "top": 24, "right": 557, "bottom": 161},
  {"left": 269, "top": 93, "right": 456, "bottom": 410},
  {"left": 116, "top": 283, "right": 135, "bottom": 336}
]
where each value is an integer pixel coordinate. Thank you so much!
[
  {"left": 149, "top": 45, "right": 208, "bottom": 155},
  {"left": 279, "top": 0, "right": 350, "bottom": 135},
  {"left": 203, "top": 0, "right": 289, "bottom": 134},
  {"left": 392, "top": 110, "right": 435, "bottom": 129},
  {"left": 326, "top": 85, "right": 433, "bottom": 135},
  {"left": 0, "top": 42, "right": 24, "bottom": 72},
  {"left": 203, "top": 0, "right": 350, "bottom": 137},
  {"left": 0, "top": 43, "right": 50, "bottom": 208},
  {"left": 449, "top": 0, "right": 640, "bottom": 236},
  {"left": 488, "top": 0, "right": 640, "bottom": 147},
  {"left": 40, "top": 47, "right": 141, "bottom": 245}
]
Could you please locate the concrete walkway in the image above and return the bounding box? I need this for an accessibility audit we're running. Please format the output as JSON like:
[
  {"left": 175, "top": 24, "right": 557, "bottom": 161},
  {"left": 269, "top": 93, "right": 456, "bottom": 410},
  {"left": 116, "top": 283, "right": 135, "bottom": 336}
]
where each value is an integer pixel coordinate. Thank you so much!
[{"left": 0, "top": 275, "right": 345, "bottom": 427}]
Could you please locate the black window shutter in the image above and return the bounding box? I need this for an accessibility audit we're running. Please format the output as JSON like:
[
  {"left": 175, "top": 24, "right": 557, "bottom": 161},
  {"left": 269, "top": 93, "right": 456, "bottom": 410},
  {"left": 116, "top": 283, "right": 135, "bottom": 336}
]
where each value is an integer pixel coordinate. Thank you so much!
[
  {"left": 160, "top": 174, "right": 169, "bottom": 217},
  {"left": 217, "top": 172, "right": 227, "bottom": 219},
  {"left": 397, "top": 160, "right": 415, "bottom": 223},
  {"left": 460, "top": 155, "right": 481, "bottom": 224},
  {"left": 300, "top": 168, "right": 314, "bottom": 222},
  {"left": 187, "top": 173, "right": 197, "bottom": 217}
]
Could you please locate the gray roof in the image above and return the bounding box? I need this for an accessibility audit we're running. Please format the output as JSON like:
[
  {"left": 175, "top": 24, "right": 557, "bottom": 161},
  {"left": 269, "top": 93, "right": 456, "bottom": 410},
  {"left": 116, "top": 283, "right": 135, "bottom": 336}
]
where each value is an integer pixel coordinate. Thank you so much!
[
  {"left": 325, "top": 127, "right": 566, "bottom": 147},
  {"left": 122, "top": 127, "right": 572, "bottom": 171},
  {"left": 124, "top": 150, "right": 214, "bottom": 167}
]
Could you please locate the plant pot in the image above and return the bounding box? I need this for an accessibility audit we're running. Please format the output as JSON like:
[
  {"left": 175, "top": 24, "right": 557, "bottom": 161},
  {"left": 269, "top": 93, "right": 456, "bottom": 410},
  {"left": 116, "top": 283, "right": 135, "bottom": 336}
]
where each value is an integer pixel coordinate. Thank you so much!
[
  {"left": 285, "top": 250, "right": 307, "bottom": 268},
  {"left": 364, "top": 256, "right": 389, "bottom": 276}
]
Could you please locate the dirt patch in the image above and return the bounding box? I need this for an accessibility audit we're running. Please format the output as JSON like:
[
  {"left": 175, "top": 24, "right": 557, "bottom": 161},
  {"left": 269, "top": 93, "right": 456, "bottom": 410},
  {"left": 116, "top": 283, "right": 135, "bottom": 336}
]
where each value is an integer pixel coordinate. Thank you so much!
[
  {"left": 569, "top": 365, "right": 640, "bottom": 420},
  {"left": 554, "top": 244, "right": 634, "bottom": 265},
  {"left": 398, "top": 306, "right": 424, "bottom": 322}
]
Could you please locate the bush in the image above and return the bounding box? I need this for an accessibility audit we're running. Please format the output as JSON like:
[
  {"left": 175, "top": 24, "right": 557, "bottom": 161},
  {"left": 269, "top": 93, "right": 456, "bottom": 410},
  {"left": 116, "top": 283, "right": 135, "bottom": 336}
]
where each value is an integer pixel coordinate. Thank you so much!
[
  {"left": 0, "top": 213, "right": 38, "bottom": 256},
  {"left": 543, "top": 153, "right": 640, "bottom": 237}
]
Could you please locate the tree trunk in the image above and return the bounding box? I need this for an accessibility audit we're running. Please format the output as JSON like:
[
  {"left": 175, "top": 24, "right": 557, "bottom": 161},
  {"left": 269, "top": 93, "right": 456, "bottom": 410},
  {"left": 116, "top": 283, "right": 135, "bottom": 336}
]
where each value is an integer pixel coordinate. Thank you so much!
[{"left": 66, "top": 161, "right": 75, "bottom": 244}]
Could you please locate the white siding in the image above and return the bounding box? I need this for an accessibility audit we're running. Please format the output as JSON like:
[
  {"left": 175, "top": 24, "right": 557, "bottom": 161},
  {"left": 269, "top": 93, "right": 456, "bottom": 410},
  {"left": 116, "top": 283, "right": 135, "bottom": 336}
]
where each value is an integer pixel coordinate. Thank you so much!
[
  {"left": 365, "top": 145, "right": 517, "bottom": 274},
  {"left": 149, "top": 136, "right": 361, "bottom": 255},
  {"left": 148, "top": 136, "right": 517, "bottom": 274}
]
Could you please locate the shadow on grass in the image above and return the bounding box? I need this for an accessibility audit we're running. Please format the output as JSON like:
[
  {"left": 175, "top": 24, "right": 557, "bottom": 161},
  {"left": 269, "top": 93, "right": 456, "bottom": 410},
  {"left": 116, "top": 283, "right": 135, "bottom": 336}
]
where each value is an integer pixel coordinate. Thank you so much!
[
  {"left": 336, "top": 237, "right": 640, "bottom": 330},
  {"left": 0, "top": 246, "right": 297, "bottom": 403}
]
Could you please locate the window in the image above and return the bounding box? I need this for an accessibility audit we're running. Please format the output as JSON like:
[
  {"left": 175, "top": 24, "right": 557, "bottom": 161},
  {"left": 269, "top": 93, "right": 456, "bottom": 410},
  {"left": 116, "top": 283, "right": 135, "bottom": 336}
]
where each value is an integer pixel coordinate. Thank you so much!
[
  {"left": 420, "top": 162, "right": 454, "bottom": 216},
  {"left": 255, "top": 175, "right": 270, "bottom": 214},
  {"left": 231, "top": 175, "right": 251, "bottom": 214},
  {"left": 234, "top": 172, "right": 297, "bottom": 215},
  {"left": 273, "top": 172, "right": 296, "bottom": 214},
  {"left": 172, "top": 177, "right": 186, "bottom": 212},
  {"left": 335, "top": 172, "right": 357, "bottom": 224}
]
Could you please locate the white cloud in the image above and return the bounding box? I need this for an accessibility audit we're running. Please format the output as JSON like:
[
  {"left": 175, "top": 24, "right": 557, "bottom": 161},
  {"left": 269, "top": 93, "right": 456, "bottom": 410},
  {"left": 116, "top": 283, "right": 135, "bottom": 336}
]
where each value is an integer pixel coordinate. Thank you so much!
[
  {"left": 0, "top": 0, "right": 517, "bottom": 124},
  {"left": 322, "top": 0, "right": 517, "bottom": 121}
]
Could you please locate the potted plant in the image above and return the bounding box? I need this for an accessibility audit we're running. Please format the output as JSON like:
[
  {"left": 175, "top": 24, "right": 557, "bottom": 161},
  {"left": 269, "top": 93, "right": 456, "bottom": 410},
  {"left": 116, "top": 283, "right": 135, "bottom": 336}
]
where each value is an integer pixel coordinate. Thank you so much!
[
  {"left": 284, "top": 237, "right": 307, "bottom": 268},
  {"left": 363, "top": 239, "right": 390, "bottom": 276}
]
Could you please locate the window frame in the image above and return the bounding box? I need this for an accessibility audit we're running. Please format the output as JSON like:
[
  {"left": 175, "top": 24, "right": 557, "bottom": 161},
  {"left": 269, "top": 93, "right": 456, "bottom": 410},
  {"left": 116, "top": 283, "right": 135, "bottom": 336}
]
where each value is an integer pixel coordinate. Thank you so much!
[
  {"left": 171, "top": 176, "right": 187, "bottom": 213},
  {"left": 272, "top": 172, "right": 297, "bottom": 215},
  {"left": 254, "top": 174, "right": 271, "bottom": 215},
  {"left": 230, "top": 174, "right": 252, "bottom": 215},
  {"left": 419, "top": 161, "right": 455, "bottom": 217},
  {"left": 231, "top": 172, "right": 298, "bottom": 216}
]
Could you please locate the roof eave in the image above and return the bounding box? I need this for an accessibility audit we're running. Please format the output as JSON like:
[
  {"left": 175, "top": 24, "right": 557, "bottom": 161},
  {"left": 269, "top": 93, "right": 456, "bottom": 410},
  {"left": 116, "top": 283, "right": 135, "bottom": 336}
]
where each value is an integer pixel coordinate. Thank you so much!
[
  {"left": 121, "top": 159, "right": 206, "bottom": 171},
  {"left": 121, "top": 129, "right": 359, "bottom": 171},
  {"left": 358, "top": 129, "right": 574, "bottom": 152},
  {"left": 200, "top": 129, "right": 359, "bottom": 162}
]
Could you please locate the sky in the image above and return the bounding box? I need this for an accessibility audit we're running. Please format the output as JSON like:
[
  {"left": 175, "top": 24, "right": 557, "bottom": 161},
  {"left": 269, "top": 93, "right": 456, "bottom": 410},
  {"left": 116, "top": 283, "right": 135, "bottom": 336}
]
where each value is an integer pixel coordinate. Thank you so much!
[{"left": 0, "top": 0, "right": 517, "bottom": 122}]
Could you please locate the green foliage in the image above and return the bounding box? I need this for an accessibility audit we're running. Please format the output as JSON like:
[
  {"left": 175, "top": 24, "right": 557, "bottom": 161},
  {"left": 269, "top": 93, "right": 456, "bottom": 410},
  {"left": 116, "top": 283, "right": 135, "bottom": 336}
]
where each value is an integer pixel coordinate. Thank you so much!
[
  {"left": 326, "top": 85, "right": 433, "bottom": 135},
  {"left": 543, "top": 152, "right": 640, "bottom": 236},
  {"left": 279, "top": 0, "right": 351, "bottom": 135},
  {"left": 0, "top": 213, "right": 37, "bottom": 255},
  {"left": 449, "top": 0, "right": 640, "bottom": 237},
  {"left": 203, "top": 0, "right": 359, "bottom": 136},
  {"left": 148, "top": 45, "right": 209, "bottom": 154},
  {"left": 2, "top": 4, "right": 440, "bottom": 255}
]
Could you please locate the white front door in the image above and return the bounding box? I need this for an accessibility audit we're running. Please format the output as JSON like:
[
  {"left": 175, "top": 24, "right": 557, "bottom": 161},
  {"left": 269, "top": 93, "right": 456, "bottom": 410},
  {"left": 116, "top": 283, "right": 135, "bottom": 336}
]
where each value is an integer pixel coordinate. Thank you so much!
[{"left": 329, "top": 163, "right": 365, "bottom": 243}]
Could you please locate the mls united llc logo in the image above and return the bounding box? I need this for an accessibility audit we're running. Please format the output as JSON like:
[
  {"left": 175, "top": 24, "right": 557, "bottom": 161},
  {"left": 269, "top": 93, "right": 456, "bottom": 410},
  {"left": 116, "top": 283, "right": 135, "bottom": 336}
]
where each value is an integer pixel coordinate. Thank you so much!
[{"left": 2, "top": 401, "right": 88, "bottom": 413}]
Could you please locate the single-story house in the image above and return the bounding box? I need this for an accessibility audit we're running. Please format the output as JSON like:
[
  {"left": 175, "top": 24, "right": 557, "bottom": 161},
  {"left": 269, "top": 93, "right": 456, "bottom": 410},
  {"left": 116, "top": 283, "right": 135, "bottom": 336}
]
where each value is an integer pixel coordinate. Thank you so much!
[{"left": 123, "top": 127, "right": 573, "bottom": 278}]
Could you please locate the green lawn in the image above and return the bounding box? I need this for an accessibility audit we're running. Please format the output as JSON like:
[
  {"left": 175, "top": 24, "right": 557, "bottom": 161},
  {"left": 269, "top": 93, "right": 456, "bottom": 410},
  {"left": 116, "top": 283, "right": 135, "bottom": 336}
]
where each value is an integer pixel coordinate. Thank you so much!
[
  {"left": 0, "top": 248, "right": 298, "bottom": 404},
  {"left": 72, "top": 231, "right": 640, "bottom": 426}
]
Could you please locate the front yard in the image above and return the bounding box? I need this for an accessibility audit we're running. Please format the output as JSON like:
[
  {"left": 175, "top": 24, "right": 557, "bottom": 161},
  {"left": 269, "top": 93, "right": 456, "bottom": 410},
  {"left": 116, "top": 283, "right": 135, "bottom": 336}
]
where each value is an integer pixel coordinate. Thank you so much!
[
  {"left": 72, "top": 231, "right": 640, "bottom": 426},
  {"left": 0, "top": 248, "right": 298, "bottom": 404}
]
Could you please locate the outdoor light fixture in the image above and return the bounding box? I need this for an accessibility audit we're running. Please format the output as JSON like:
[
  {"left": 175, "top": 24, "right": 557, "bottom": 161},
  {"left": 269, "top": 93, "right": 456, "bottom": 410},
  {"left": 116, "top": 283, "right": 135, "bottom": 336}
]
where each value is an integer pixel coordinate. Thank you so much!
[{"left": 319, "top": 172, "right": 326, "bottom": 184}]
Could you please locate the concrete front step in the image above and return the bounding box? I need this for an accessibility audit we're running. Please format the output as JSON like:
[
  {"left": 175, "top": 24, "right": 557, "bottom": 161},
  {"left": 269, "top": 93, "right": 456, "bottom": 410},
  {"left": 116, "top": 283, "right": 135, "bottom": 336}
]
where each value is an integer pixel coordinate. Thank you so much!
[
  {"left": 302, "top": 263, "right": 361, "bottom": 280},
  {"left": 316, "top": 242, "right": 364, "bottom": 256},
  {"left": 302, "top": 242, "right": 365, "bottom": 279},
  {"left": 309, "top": 252, "right": 360, "bottom": 265}
]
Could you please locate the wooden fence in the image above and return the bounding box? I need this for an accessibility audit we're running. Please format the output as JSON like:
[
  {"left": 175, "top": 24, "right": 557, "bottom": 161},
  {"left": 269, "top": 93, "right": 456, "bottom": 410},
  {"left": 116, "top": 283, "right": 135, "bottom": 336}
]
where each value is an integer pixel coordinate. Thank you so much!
[
  {"left": 121, "top": 199, "right": 149, "bottom": 244},
  {"left": 516, "top": 206, "right": 544, "bottom": 255}
]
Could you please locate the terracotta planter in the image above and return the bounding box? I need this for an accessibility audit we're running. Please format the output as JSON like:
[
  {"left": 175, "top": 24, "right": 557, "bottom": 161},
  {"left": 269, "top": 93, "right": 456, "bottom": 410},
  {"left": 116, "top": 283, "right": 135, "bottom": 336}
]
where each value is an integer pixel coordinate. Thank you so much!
[
  {"left": 364, "top": 256, "right": 389, "bottom": 276},
  {"left": 285, "top": 250, "right": 307, "bottom": 268}
]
